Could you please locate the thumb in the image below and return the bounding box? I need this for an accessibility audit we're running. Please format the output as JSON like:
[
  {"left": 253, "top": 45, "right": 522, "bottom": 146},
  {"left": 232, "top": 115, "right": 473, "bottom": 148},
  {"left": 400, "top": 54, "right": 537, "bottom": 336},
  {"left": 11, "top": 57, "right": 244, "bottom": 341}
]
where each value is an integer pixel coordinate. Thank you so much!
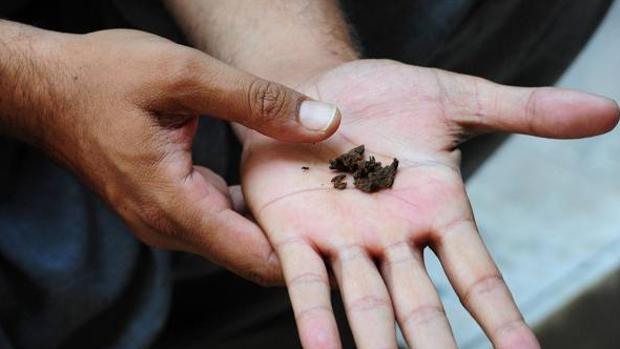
[
  {"left": 459, "top": 81, "right": 619, "bottom": 139},
  {"left": 170, "top": 52, "right": 341, "bottom": 143}
]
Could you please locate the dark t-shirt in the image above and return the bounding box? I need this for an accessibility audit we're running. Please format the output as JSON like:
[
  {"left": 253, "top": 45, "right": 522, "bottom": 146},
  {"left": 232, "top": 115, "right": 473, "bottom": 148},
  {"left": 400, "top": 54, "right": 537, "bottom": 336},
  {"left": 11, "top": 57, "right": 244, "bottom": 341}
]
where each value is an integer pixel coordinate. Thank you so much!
[
  {"left": 0, "top": 2, "right": 240, "bottom": 348},
  {"left": 0, "top": 0, "right": 613, "bottom": 348}
]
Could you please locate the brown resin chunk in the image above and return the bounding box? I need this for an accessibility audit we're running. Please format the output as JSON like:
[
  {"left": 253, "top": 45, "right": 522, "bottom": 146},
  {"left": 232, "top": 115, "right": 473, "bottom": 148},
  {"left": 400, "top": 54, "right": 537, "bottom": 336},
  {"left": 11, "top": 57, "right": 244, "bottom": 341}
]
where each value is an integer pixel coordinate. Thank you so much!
[
  {"left": 353, "top": 158, "right": 399, "bottom": 192},
  {"left": 329, "top": 145, "right": 364, "bottom": 172},
  {"left": 329, "top": 145, "right": 398, "bottom": 193}
]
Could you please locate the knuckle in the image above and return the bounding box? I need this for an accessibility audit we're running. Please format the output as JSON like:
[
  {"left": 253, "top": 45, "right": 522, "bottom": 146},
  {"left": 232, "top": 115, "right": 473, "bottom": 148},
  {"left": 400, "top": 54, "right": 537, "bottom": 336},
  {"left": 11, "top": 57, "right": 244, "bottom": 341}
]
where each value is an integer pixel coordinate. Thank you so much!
[
  {"left": 245, "top": 251, "right": 283, "bottom": 287},
  {"left": 524, "top": 88, "right": 542, "bottom": 133},
  {"left": 495, "top": 319, "right": 529, "bottom": 337},
  {"left": 273, "top": 236, "right": 307, "bottom": 252},
  {"left": 462, "top": 274, "right": 505, "bottom": 309},
  {"left": 524, "top": 89, "right": 539, "bottom": 117},
  {"left": 400, "top": 304, "right": 446, "bottom": 327},
  {"left": 245, "top": 270, "right": 269, "bottom": 286},
  {"left": 245, "top": 268, "right": 281, "bottom": 287},
  {"left": 348, "top": 295, "right": 391, "bottom": 313},
  {"left": 161, "top": 51, "right": 203, "bottom": 89},
  {"left": 247, "top": 79, "right": 291, "bottom": 123},
  {"left": 382, "top": 241, "right": 416, "bottom": 267},
  {"left": 295, "top": 305, "right": 333, "bottom": 322},
  {"left": 471, "top": 77, "right": 491, "bottom": 118},
  {"left": 335, "top": 244, "right": 368, "bottom": 263},
  {"left": 289, "top": 272, "right": 329, "bottom": 288},
  {"left": 139, "top": 203, "right": 175, "bottom": 236},
  {"left": 126, "top": 202, "right": 189, "bottom": 251},
  {"left": 431, "top": 216, "right": 475, "bottom": 245}
]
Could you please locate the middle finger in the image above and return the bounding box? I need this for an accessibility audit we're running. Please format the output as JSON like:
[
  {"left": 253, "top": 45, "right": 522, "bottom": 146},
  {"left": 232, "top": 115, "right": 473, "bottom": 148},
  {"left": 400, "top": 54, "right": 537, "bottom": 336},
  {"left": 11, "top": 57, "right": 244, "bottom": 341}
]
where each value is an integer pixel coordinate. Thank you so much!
[
  {"left": 331, "top": 244, "right": 398, "bottom": 349},
  {"left": 381, "top": 241, "right": 457, "bottom": 349}
]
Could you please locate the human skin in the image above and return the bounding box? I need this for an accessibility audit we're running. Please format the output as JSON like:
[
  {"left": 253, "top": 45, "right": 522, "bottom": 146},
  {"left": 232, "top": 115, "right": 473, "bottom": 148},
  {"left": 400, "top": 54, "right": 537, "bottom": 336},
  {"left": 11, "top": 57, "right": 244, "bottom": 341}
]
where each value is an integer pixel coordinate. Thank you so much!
[
  {"left": 166, "top": 1, "right": 620, "bottom": 348},
  {"left": 0, "top": 20, "right": 343, "bottom": 284}
]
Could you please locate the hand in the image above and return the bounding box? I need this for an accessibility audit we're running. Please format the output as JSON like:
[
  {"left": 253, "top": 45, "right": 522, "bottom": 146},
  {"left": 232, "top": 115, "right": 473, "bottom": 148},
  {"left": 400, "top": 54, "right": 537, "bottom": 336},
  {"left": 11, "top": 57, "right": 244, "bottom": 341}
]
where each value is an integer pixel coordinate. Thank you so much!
[
  {"left": 7, "top": 27, "right": 343, "bottom": 284},
  {"left": 240, "top": 60, "right": 619, "bottom": 348}
]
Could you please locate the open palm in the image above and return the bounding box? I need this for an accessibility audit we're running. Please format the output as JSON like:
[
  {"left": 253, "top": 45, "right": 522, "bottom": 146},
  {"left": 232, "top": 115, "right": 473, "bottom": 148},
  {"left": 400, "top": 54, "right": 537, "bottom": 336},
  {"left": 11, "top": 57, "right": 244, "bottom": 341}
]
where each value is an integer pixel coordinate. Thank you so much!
[{"left": 240, "top": 60, "right": 619, "bottom": 349}]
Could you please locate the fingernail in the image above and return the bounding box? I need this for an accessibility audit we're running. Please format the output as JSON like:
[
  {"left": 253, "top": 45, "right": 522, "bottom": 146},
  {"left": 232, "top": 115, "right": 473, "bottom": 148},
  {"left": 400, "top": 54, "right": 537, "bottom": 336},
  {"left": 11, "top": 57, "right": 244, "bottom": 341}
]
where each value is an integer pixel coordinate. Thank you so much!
[{"left": 299, "top": 100, "right": 340, "bottom": 131}]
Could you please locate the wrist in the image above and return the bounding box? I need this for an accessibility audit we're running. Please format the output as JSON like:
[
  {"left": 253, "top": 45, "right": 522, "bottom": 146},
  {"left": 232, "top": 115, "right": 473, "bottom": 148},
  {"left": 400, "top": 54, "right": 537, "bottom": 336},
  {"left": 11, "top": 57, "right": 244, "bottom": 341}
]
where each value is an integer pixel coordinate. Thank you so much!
[
  {"left": 166, "top": 0, "right": 360, "bottom": 87},
  {"left": 231, "top": 32, "right": 359, "bottom": 87},
  {"left": 0, "top": 21, "right": 73, "bottom": 146},
  {"left": 253, "top": 51, "right": 357, "bottom": 88}
]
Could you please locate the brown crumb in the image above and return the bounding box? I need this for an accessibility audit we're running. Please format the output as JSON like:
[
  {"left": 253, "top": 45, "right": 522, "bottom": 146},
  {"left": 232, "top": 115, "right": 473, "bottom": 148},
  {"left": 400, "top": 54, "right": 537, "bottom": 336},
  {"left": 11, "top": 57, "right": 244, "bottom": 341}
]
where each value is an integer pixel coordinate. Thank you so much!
[
  {"left": 329, "top": 145, "right": 398, "bottom": 193},
  {"left": 334, "top": 182, "right": 347, "bottom": 190},
  {"left": 301, "top": 166, "right": 310, "bottom": 170},
  {"left": 353, "top": 158, "right": 398, "bottom": 192},
  {"left": 331, "top": 174, "right": 347, "bottom": 190},
  {"left": 329, "top": 145, "right": 364, "bottom": 172}
]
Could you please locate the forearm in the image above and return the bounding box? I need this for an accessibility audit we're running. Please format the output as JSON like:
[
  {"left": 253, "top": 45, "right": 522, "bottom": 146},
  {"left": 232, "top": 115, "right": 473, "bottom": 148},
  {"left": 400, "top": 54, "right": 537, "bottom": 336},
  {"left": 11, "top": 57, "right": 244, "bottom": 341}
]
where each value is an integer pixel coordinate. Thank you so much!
[
  {"left": 0, "top": 20, "right": 70, "bottom": 145},
  {"left": 164, "top": 0, "right": 359, "bottom": 86}
]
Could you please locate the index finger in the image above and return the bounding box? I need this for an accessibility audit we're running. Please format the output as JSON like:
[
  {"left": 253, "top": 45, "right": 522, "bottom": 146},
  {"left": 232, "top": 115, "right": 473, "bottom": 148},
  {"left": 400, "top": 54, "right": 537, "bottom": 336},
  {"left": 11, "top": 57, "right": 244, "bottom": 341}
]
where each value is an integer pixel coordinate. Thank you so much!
[{"left": 140, "top": 165, "right": 283, "bottom": 285}]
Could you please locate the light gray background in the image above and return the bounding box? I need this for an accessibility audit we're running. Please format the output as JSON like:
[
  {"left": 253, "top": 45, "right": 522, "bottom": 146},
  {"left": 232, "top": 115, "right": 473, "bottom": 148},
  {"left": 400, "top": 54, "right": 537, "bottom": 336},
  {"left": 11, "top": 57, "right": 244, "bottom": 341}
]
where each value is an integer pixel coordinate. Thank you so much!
[{"left": 401, "top": 1, "right": 620, "bottom": 348}]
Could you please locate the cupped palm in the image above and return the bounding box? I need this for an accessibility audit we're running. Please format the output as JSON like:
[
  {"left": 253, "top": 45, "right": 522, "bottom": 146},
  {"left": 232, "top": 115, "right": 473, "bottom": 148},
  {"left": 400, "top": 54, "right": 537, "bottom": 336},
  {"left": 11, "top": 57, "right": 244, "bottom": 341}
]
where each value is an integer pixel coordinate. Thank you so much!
[{"left": 240, "top": 60, "right": 619, "bottom": 349}]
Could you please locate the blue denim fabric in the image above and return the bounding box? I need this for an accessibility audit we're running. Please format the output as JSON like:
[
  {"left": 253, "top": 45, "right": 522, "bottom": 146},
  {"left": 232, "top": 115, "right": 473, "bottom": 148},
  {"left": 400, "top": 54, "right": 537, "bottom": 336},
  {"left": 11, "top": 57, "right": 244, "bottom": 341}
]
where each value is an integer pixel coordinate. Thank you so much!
[{"left": 0, "top": 139, "right": 171, "bottom": 348}]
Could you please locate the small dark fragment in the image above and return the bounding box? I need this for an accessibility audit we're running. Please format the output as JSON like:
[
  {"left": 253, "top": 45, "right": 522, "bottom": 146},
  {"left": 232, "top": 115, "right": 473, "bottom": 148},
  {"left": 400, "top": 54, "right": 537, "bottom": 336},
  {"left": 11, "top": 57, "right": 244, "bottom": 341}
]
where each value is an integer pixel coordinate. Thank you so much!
[
  {"left": 329, "top": 145, "right": 398, "bottom": 193},
  {"left": 334, "top": 181, "right": 347, "bottom": 190},
  {"left": 331, "top": 174, "right": 347, "bottom": 190},
  {"left": 331, "top": 174, "right": 346, "bottom": 183},
  {"left": 329, "top": 145, "right": 364, "bottom": 172},
  {"left": 353, "top": 158, "right": 399, "bottom": 193},
  {"left": 353, "top": 155, "right": 382, "bottom": 179},
  {"left": 301, "top": 166, "right": 310, "bottom": 170}
]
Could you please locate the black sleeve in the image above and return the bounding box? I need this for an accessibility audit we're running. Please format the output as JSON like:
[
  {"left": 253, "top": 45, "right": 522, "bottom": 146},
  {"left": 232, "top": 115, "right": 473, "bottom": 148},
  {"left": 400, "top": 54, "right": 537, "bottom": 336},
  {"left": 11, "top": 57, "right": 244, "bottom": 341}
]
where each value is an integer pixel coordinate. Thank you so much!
[{"left": 0, "top": 0, "right": 185, "bottom": 43}]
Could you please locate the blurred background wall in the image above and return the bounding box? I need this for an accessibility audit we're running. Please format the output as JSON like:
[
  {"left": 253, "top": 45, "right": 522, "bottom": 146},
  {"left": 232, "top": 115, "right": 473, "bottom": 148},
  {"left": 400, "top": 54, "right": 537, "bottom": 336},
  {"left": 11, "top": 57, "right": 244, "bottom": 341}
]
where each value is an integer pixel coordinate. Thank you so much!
[{"left": 414, "top": 1, "right": 620, "bottom": 348}]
